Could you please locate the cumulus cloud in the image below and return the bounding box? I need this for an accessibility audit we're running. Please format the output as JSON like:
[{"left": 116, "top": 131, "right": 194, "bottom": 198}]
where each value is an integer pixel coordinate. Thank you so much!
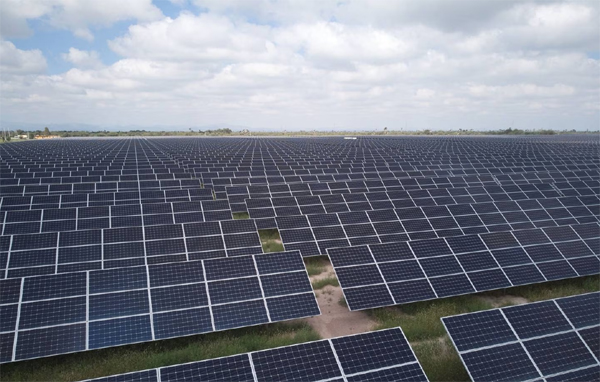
[
  {"left": 0, "top": 0, "right": 599, "bottom": 130},
  {"left": 62, "top": 48, "right": 103, "bottom": 69},
  {"left": 0, "top": 40, "right": 47, "bottom": 74},
  {"left": 0, "top": 0, "right": 163, "bottom": 40}
]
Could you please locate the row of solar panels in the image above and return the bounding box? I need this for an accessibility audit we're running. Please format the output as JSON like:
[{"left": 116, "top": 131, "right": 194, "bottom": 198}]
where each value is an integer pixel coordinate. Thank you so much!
[
  {"left": 0, "top": 188, "right": 215, "bottom": 211},
  {"left": 274, "top": 199, "right": 598, "bottom": 256},
  {"left": 0, "top": 251, "right": 319, "bottom": 362},
  {"left": 1, "top": 200, "right": 232, "bottom": 235},
  {"left": 245, "top": 187, "right": 598, "bottom": 221},
  {"left": 327, "top": 223, "right": 598, "bottom": 309},
  {"left": 79, "top": 292, "right": 599, "bottom": 382},
  {"left": 1, "top": 179, "right": 204, "bottom": 196},
  {"left": 1, "top": 174, "right": 196, "bottom": 185},
  {"left": 443, "top": 292, "right": 599, "bottom": 381},
  {"left": 2, "top": 195, "right": 596, "bottom": 279},
  {"left": 1, "top": 219, "right": 266, "bottom": 278},
  {"left": 225, "top": 177, "right": 599, "bottom": 212}
]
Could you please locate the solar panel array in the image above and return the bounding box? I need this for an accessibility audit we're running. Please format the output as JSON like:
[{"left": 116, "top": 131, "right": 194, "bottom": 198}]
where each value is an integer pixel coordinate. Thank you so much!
[
  {"left": 1, "top": 218, "right": 268, "bottom": 278},
  {"left": 83, "top": 328, "right": 428, "bottom": 382},
  {"left": 0, "top": 250, "right": 319, "bottom": 362},
  {"left": 273, "top": 196, "right": 598, "bottom": 257},
  {"left": 328, "top": 223, "right": 599, "bottom": 310},
  {"left": 1, "top": 135, "right": 598, "bottom": 364},
  {"left": 442, "top": 292, "right": 600, "bottom": 382}
]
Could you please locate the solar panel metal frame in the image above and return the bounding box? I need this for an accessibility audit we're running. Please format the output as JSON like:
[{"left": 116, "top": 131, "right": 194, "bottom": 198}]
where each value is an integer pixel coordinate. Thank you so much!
[
  {"left": 81, "top": 327, "right": 428, "bottom": 382},
  {"left": 442, "top": 292, "right": 600, "bottom": 382},
  {"left": 327, "top": 223, "right": 599, "bottom": 310},
  {"left": 0, "top": 250, "right": 320, "bottom": 363}
]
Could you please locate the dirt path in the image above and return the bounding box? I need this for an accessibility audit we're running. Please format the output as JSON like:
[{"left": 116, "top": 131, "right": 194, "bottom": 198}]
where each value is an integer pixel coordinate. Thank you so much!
[
  {"left": 480, "top": 294, "right": 528, "bottom": 308},
  {"left": 300, "top": 263, "right": 376, "bottom": 339}
]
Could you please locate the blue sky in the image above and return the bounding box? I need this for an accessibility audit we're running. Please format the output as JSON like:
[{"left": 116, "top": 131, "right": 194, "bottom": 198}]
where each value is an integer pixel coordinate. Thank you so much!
[{"left": 1, "top": 0, "right": 598, "bottom": 131}]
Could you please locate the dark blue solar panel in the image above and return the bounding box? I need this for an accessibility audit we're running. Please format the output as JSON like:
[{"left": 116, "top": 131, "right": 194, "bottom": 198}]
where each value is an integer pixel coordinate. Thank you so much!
[
  {"left": 89, "top": 290, "right": 149, "bottom": 320},
  {"left": 525, "top": 332, "right": 597, "bottom": 376},
  {"left": 555, "top": 292, "right": 600, "bottom": 328},
  {"left": 153, "top": 308, "right": 213, "bottom": 340},
  {"left": 160, "top": 354, "right": 252, "bottom": 382},
  {"left": 332, "top": 328, "right": 415, "bottom": 375},
  {"left": 22, "top": 272, "right": 86, "bottom": 301},
  {"left": 150, "top": 283, "right": 208, "bottom": 312},
  {"left": 89, "top": 267, "right": 147, "bottom": 294},
  {"left": 211, "top": 299, "right": 268, "bottom": 331},
  {"left": 443, "top": 309, "right": 516, "bottom": 351},
  {"left": 266, "top": 293, "right": 320, "bottom": 322},
  {"left": 87, "top": 370, "right": 159, "bottom": 382},
  {"left": 204, "top": 256, "right": 256, "bottom": 281},
  {"left": 16, "top": 324, "right": 86, "bottom": 360},
  {"left": 252, "top": 340, "right": 340, "bottom": 382},
  {"left": 19, "top": 297, "right": 86, "bottom": 329},
  {"left": 88, "top": 315, "right": 152, "bottom": 349},
  {"left": 460, "top": 343, "right": 540, "bottom": 382}
]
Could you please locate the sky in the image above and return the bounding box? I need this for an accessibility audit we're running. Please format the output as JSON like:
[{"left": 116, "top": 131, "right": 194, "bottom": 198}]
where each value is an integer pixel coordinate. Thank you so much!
[{"left": 0, "top": 0, "right": 598, "bottom": 131}]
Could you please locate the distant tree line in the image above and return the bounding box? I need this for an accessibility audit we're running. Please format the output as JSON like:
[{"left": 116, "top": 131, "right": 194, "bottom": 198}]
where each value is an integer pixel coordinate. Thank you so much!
[{"left": 1, "top": 126, "right": 597, "bottom": 141}]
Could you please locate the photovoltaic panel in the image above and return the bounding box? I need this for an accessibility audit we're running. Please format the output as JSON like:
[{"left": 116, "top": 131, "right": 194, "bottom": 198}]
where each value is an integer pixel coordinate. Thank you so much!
[
  {"left": 442, "top": 292, "right": 600, "bottom": 382},
  {"left": 0, "top": 251, "right": 319, "bottom": 363},
  {"left": 82, "top": 328, "right": 428, "bottom": 382},
  {"left": 1, "top": 219, "right": 266, "bottom": 278},
  {"left": 328, "top": 223, "right": 599, "bottom": 310},
  {"left": 2, "top": 135, "right": 600, "bottom": 369}
]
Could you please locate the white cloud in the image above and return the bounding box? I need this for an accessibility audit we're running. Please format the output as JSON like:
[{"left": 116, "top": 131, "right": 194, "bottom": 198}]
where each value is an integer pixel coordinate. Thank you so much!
[
  {"left": 1, "top": 0, "right": 599, "bottom": 130},
  {"left": 0, "top": 0, "right": 163, "bottom": 40},
  {"left": 62, "top": 48, "right": 103, "bottom": 69},
  {"left": 0, "top": 40, "right": 46, "bottom": 74}
]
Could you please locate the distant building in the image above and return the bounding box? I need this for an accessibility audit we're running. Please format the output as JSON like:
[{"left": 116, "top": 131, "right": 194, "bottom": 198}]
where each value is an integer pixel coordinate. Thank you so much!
[{"left": 35, "top": 135, "right": 60, "bottom": 139}]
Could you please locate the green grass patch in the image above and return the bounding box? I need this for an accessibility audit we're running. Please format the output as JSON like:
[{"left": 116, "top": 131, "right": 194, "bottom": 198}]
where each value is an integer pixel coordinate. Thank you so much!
[
  {"left": 303, "top": 256, "right": 329, "bottom": 276},
  {"left": 258, "top": 229, "right": 280, "bottom": 242},
  {"left": 338, "top": 296, "right": 347, "bottom": 307},
  {"left": 1, "top": 322, "right": 320, "bottom": 382},
  {"left": 503, "top": 275, "right": 599, "bottom": 302},
  {"left": 368, "top": 295, "right": 493, "bottom": 342},
  {"left": 262, "top": 240, "right": 284, "bottom": 253},
  {"left": 258, "top": 229, "right": 284, "bottom": 253},
  {"left": 232, "top": 212, "right": 249, "bottom": 219},
  {"left": 311, "top": 276, "right": 339, "bottom": 290},
  {"left": 413, "top": 337, "right": 469, "bottom": 382}
]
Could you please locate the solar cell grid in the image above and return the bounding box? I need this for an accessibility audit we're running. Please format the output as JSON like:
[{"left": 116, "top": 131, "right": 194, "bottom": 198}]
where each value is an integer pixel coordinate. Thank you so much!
[
  {"left": 328, "top": 223, "right": 598, "bottom": 310},
  {"left": 82, "top": 327, "right": 427, "bottom": 382},
  {"left": 0, "top": 250, "right": 319, "bottom": 363},
  {"left": 1, "top": 136, "right": 599, "bottom": 367},
  {"left": 2, "top": 218, "right": 266, "bottom": 278},
  {"left": 442, "top": 292, "right": 600, "bottom": 382}
]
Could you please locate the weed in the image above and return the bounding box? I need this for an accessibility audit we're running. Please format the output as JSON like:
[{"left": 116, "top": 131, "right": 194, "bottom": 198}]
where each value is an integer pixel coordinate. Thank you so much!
[
  {"left": 303, "top": 256, "right": 328, "bottom": 276},
  {"left": 368, "top": 295, "right": 493, "bottom": 342},
  {"left": 232, "top": 212, "right": 249, "bottom": 219},
  {"left": 506, "top": 275, "right": 599, "bottom": 302},
  {"left": 262, "top": 240, "right": 284, "bottom": 253},
  {"left": 413, "top": 337, "right": 469, "bottom": 382},
  {"left": 258, "top": 229, "right": 280, "bottom": 241}
]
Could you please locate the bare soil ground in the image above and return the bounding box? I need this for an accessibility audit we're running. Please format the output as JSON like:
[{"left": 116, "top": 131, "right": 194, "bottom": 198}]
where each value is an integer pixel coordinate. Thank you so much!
[
  {"left": 479, "top": 294, "right": 529, "bottom": 308},
  {"left": 299, "top": 263, "right": 376, "bottom": 338}
]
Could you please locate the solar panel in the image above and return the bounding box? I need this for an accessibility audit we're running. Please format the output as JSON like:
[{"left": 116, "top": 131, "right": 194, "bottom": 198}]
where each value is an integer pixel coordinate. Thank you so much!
[
  {"left": 82, "top": 327, "right": 428, "bottom": 382},
  {"left": 442, "top": 292, "right": 600, "bottom": 382},
  {"left": 0, "top": 250, "right": 319, "bottom": 363},
  {"left": 2, "top": 218, "right": 268, "bottom": 278},
  {"left": 1, "top": 136, "right": 599, "bottom": 366},
  {"left": 328, "top": 223, "right": 599, "bottom": 310}
]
